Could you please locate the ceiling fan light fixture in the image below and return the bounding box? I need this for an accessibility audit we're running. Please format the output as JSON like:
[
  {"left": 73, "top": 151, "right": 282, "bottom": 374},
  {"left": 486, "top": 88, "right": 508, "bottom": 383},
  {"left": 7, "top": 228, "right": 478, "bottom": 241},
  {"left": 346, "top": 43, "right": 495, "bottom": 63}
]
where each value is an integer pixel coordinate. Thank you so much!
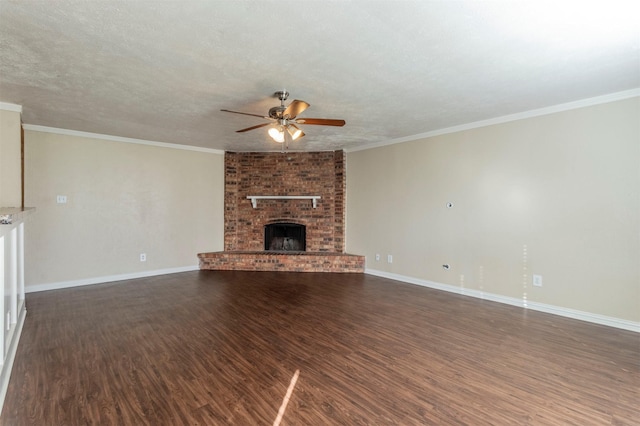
[
  {"left": 268, "top": 126, "right": 285, "bottom": 143},
  {"left": 287, "top": 124, "right": 303, "bottom": 141}
]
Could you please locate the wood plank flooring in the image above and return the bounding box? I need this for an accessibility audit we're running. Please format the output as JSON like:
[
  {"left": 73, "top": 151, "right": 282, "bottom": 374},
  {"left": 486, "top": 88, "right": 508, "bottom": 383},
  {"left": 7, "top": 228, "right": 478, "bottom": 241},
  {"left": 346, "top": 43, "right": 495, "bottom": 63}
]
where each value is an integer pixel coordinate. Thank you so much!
[{"left": 2, "top": 271, "right": 638, "bottom": 425}]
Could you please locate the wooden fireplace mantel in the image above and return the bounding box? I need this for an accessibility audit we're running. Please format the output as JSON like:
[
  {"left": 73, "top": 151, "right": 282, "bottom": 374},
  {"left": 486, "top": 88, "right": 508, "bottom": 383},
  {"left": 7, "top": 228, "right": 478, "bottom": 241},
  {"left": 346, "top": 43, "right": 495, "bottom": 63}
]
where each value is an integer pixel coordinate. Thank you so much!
[{"left": 246, "top": 195, "right": 321, "bottom": 209}]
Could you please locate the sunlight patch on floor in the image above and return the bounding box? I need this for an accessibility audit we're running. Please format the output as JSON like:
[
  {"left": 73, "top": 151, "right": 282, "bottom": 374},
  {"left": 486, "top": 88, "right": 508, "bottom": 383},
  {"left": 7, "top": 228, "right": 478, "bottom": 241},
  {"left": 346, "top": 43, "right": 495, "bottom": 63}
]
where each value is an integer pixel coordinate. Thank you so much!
[{"left": 273, "top": 369, "right": 300, "bottom": 426}]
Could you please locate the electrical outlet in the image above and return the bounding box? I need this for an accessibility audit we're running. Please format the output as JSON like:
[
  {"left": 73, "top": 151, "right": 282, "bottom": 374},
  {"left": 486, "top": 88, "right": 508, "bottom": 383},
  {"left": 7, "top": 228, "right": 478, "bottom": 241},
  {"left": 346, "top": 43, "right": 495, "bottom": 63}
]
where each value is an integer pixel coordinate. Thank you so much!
[
  {"left": 375, "top": 254, "right": 380, "bottom": 261},
  {"left": 56, "top": 195, "right": 67, "bottom": 204},
  {"left": 140, "top": 253, "right": 147, "bottom": 262},
  {"left": 387, "top": 255, "right": 393, "bottom": 263},
  {"left": 533, "top": 274, "right": 543, "bottom": 287}
]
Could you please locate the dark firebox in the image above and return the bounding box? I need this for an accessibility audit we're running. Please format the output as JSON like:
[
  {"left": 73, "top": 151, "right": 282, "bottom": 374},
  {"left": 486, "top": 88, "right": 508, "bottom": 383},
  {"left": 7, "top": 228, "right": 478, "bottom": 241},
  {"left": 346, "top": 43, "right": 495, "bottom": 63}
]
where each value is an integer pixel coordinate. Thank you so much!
[{"left": 264, "top": 223, "right": 306, "bottom": 251}]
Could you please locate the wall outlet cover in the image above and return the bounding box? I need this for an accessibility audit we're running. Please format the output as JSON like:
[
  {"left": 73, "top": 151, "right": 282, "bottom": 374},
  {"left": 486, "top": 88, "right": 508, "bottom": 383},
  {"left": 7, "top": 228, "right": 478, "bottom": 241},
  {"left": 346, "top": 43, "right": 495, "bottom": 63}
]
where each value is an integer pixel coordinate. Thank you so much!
[{"left": 533, "top": 274, "right": 543, "bottom": 287}]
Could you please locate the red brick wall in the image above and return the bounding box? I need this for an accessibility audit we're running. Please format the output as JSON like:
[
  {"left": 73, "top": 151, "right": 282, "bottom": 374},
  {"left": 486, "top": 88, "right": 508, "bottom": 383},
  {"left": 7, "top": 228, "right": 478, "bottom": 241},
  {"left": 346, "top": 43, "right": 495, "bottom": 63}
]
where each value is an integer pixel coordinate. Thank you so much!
[{"left": 224, "top": 151, "right": 345, "bottom": 252}]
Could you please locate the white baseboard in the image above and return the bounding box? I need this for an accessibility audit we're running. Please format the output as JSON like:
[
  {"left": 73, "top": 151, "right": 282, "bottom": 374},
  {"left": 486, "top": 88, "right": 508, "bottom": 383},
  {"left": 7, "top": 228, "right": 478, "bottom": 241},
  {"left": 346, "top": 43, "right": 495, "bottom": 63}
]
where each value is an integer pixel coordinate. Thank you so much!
[
  {"left": 365, "top": 268, "right": 640, "bottom": 333},
  {"left": 0, "top": 304, "right": 26, "bottom": 414},
  {"left": 24, "top": 266, "right": 639, "bottom": 332},
  {"left": 25, "top": 265, "right": 200, "bottom": 293}
]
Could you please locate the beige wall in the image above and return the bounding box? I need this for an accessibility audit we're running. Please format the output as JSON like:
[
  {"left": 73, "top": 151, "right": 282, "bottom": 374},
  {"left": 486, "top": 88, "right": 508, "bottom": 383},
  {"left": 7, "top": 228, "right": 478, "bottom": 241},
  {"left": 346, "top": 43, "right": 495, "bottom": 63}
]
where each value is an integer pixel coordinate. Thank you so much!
[
  {"left": 0, "top": 109, "right": 22, "bottom": 207},
  {"left": 346, "top": 97, "right": 640, "bottom": 323},
  {"left": 24, "top": 130, "right": 224, "bottom": 289}
]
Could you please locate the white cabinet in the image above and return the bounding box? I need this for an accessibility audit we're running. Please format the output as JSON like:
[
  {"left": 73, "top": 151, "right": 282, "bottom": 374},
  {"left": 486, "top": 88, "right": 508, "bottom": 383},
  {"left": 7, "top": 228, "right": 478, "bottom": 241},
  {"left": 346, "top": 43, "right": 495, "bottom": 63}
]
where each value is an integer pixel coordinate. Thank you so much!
[{"left": 0, "top": 208, "right": 33, "bottom": 412}]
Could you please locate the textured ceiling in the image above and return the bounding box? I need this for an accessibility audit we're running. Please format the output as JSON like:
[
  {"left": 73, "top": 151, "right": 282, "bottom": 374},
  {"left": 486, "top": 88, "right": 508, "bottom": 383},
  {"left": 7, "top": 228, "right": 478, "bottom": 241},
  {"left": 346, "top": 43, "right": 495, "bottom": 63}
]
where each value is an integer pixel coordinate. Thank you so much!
[{"left": 1, "top": 1, "right": 638, "bottom": 152}]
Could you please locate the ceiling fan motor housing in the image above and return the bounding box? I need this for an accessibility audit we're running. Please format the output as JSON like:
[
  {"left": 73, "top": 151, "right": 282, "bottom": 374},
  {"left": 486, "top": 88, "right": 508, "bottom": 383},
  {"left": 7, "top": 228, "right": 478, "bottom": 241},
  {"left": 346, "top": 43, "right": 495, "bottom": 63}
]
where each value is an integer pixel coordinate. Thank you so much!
[{"left": 269, "top": 106, "right": 286, "bottom": 119}]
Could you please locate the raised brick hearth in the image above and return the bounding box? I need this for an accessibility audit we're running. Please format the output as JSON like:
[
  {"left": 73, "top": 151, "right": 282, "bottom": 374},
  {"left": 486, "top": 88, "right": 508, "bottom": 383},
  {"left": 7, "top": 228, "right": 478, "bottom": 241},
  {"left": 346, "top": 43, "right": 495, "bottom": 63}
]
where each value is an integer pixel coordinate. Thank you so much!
[
  {"left": 198, "top": 251, "right": 364, "bottom": 273},
  {"left": 198, "top": 150, "right": 364, "bottom": 273}
]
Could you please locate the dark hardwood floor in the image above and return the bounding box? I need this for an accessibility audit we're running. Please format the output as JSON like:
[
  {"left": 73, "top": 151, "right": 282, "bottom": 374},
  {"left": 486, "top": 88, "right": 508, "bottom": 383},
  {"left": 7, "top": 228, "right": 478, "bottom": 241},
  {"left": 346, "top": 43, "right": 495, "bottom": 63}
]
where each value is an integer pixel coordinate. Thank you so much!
[{"left": 2, "top": 271, "right": 638, "bottom": 425}]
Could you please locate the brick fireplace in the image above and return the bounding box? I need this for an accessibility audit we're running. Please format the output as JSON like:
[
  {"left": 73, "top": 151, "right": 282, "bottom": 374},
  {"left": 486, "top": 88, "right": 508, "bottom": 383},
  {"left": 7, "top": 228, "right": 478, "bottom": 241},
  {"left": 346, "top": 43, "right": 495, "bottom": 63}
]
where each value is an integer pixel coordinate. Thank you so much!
[{"left": 198, "top": 150, "right": 364, "bottom": 272}]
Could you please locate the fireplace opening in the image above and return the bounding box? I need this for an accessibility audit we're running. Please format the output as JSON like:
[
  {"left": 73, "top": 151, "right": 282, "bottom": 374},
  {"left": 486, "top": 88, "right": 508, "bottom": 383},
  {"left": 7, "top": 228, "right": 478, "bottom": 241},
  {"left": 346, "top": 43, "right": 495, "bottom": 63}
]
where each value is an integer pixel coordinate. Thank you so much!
[{"left": 265, "top": 223, "right": 306, "bottom": 251}]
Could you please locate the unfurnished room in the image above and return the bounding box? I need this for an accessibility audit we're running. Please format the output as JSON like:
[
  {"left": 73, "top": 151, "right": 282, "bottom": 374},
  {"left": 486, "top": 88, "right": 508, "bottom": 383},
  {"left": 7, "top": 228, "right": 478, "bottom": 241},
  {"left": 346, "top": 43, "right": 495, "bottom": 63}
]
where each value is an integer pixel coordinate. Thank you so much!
[{"left": 0, "top": 1, "right": 638, "bottom": 424}]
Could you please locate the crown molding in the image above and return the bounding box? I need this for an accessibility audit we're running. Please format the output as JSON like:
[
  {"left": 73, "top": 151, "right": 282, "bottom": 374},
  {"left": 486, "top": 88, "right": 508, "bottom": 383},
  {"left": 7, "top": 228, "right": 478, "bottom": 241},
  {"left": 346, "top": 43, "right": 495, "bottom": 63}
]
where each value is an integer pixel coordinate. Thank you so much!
[
  {"left": 348, "top": 88, "right": 640, "bottom": 153},
  {"left": 22, "top": 124, "right": 224, "bottom": 154},
  {"left": 0, "top": 102, "right": 22, "bottom": 113}
]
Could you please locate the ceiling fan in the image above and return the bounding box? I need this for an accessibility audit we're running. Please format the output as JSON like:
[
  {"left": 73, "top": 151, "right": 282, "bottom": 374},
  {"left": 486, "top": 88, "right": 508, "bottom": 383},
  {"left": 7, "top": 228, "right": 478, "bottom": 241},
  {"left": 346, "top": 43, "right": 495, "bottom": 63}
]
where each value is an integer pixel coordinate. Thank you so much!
[{"left": 221, "top": 90, "right": 346, "bottom": 145}]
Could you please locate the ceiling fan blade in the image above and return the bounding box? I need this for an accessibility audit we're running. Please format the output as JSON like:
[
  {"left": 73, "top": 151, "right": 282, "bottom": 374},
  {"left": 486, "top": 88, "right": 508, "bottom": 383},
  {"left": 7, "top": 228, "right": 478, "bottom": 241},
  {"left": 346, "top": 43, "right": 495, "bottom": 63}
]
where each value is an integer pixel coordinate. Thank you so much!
[
  {"left": 221, "top": 109, "right": 269, "bottom": 119},
  {"left": 283, "top": 100, "right": 310, "bottom": 118},
  {"left": 236, "top": 122, "right": 271, "bottom": 133},
  {"left": 295, "top": 118, "right": 346, "bottom": 127}
]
